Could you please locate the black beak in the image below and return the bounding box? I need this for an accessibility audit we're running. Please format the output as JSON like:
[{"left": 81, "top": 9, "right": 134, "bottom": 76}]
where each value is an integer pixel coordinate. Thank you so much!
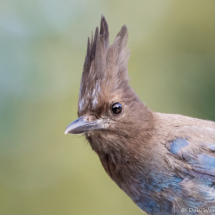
[{"left": 64, "top": 115, "right": 104, "bottom": 134}]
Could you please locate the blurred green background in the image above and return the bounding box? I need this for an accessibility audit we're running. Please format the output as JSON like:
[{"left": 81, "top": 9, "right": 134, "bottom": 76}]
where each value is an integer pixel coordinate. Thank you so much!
[{"left": 1, "top": 0, "right": 215, "bottom": 215}]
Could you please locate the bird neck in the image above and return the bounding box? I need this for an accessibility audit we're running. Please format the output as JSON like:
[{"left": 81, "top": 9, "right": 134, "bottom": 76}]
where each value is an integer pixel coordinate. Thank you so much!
[{"left": 86, "top": 104, "right": 156, "bottom": 183}]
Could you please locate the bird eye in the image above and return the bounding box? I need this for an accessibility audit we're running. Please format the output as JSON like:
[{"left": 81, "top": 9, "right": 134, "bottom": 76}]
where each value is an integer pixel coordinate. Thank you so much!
[{"left": 112, "top": 103, "right": 122, "bottom": 115}]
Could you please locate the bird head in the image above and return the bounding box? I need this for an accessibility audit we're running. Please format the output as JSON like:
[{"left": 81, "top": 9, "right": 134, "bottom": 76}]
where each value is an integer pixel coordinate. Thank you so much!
[{"left": 65, "top": 16, "right": 153, "bottom": 145}]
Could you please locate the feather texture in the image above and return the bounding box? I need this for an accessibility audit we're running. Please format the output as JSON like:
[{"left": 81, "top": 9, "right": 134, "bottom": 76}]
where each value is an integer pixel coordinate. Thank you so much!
[
  {"left": 78, "top": 16, "right": 131, "bottom": 116},
  {"left": 71, "top": 16, "right": 215, "bottom": 215}
]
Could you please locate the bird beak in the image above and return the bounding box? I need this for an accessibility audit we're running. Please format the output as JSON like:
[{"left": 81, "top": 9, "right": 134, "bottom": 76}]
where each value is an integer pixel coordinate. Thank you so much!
[{"left": 64, "top": 115, "right": 104, "bottom": 134}]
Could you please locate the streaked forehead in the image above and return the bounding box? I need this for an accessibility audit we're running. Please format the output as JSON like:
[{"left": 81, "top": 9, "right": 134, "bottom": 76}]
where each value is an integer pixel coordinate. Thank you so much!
[
  {"left": 78, "top": 81, "right": 102, "bottom": 112},
  {"left": 78, "top": 16, "right": 130, "bottom": 114}
]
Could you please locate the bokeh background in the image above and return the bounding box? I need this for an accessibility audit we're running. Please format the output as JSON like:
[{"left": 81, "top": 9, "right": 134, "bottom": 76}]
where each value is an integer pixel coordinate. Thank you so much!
[{"left": 1, "top": 0, "right": 215, "bottom": 214}]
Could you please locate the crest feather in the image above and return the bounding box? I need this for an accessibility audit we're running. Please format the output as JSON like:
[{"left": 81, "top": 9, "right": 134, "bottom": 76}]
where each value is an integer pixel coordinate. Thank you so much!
[{"left": 79, "top": 16, "right": 130, "bottom": 114}]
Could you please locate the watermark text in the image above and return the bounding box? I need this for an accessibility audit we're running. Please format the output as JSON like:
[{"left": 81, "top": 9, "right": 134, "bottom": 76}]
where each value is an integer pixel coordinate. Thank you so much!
[{"left": 181, "top": 208, "right": 215, "bottom": 213}]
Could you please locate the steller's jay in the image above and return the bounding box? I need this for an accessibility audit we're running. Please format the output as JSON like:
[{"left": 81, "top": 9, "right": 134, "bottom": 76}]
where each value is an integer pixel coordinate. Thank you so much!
[{"left": 65, "top": 16, "right": 215, "bottom": 214}]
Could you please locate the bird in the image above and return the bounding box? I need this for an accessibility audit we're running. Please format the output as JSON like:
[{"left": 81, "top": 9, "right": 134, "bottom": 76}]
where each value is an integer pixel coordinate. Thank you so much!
[{"left": 65, "top": 16, "right": 215, "bottom": 215}]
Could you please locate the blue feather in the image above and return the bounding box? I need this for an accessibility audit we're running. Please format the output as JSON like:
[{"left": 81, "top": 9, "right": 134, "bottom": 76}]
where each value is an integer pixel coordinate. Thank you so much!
[
  {"left": 169, "top": 138, "right": 189, "bottom": 154},
  {"left": 198, "top": 154, "right": 215, "bottom": 168}
]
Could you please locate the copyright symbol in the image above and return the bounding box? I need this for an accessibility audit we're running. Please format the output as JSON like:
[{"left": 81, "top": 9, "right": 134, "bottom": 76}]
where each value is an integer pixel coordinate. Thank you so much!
[{"left": 181, "top": 208, "right": 187, "bottom": 213}]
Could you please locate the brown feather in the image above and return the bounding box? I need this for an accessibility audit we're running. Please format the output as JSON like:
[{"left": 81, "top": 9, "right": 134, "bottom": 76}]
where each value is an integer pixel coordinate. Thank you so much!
[{"left": 75, "top": 16, "right": 215, "bottom": 214}]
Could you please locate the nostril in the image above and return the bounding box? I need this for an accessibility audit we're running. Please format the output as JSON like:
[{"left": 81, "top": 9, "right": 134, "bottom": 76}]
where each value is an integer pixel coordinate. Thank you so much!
[{"left": 85, "top": 115, "right": 97, "bottom": 122}]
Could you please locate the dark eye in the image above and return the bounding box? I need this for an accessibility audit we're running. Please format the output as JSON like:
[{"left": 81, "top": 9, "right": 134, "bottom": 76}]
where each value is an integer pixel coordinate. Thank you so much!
[{"left": 112, "top": 103, "right": 122, "bottom": 115}]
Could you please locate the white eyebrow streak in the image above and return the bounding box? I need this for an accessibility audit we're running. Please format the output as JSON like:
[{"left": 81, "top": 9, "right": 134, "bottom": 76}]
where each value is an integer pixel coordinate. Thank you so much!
[
  {"left": 95, "top": 82, "right": 101, "bottom": 93},
  {"left": 79, "top": 82, "right": 102, "bottom": 111},
  {"left": 92, "top": 97, "right": 98, "bottom": 108},
  {"left": 79, "top": 98, "right": 85, "bottom": 111},
  {"left": 92, "top": 88, "right": 96, "bottom": 97},
  {"left": 91, "top": 82, "right": 101, "bottom": 108}
]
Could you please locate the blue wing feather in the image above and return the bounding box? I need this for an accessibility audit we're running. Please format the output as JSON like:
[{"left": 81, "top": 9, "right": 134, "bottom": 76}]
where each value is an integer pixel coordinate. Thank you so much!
[
  {"left": 169, "top": 138, "right": 189, "bottom": 154},
  {"left": 198, "top": 154, "right": 215, "bottom": 168},
  {"left": 169, "top": 138, "right": 215, "bottom": 179}
]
